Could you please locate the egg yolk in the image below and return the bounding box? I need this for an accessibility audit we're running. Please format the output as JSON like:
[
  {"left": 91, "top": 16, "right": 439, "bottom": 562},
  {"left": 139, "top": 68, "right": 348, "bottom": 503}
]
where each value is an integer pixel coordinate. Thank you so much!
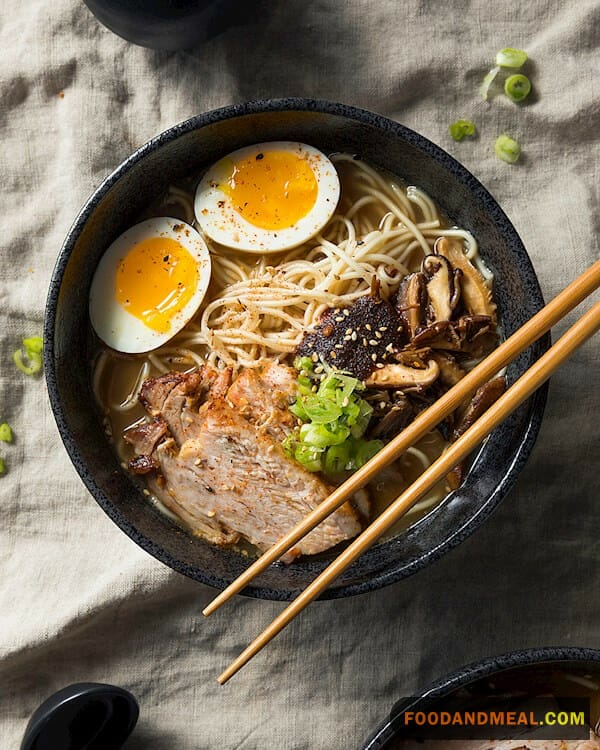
[
  {"left": 221, "top": 150, "right": 318, "bottom": 230},
  {"left": 116, "top": 237, "right": 198, "bottom": 333}
]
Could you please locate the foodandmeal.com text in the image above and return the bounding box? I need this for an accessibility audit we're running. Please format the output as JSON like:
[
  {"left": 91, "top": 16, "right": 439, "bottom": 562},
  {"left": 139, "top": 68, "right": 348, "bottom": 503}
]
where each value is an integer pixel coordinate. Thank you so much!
[{"left": 402, "top": 710, "right": 586, "bottom": 728}]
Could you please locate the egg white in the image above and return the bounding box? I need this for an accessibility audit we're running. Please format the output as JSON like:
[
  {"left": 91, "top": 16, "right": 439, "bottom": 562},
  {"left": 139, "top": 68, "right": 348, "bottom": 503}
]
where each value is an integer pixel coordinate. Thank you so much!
[
  {"left": 89, "top": 217, "right": 211, "bottom": 354},
  {"left": 194, "top": 142, "right": 340, "bottom": 253}
]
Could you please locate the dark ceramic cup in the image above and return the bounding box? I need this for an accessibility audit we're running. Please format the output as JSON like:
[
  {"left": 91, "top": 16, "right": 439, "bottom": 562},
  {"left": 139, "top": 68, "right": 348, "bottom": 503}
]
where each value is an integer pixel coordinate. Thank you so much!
[{"left": 44, "top": 99, "right": 548, "bottom": 601}]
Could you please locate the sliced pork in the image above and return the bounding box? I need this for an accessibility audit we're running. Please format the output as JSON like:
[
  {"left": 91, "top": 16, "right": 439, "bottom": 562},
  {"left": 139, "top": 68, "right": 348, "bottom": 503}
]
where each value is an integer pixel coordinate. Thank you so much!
[{"left": 126, "top": 364, "right": 362, "bottom": 559}]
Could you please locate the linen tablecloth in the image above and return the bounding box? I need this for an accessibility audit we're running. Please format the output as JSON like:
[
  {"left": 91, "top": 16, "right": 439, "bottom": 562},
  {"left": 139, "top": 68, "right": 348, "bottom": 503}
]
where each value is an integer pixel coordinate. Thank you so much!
[{"left": 1, "top": 1, "right": 598, "bottom": 747}]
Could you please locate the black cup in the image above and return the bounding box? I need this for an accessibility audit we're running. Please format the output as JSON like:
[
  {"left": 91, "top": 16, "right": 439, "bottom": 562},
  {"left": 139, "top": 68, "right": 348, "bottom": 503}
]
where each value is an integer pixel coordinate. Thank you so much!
[{"left": 83, "top": 0, "right": 243, "bottom": 50}]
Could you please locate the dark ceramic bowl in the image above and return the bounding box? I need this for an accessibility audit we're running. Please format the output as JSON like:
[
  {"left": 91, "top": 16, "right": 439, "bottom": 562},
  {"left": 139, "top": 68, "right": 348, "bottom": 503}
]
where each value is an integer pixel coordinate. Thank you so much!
[
  {"left": 362, "top": 647, "right": 600, "bottom": 749},
  {"left": 44, "top": 99, "right": 548, "bottom": 601}
]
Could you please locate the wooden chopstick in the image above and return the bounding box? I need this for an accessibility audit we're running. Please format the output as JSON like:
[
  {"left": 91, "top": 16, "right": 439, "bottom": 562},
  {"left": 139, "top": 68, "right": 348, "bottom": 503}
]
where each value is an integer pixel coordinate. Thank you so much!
[
  {"left": 203, "top": 260, "right": 600, "bottom": 617},
  {"left": 217, "top": 295, "right": 600, "bottom": 684}
]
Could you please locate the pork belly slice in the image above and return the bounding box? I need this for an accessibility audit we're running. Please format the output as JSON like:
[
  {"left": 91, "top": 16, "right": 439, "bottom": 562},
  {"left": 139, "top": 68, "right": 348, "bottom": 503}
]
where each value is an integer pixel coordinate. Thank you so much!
[
  {"left": 145, "top": 438, "right": 241, "bottom": 548},
  {"left": 226, "top": 362, "right": 298, "bottom": 440},
  {"left": 154, "top": 400, "right": 361, "bottom": 558},
  {"left": 130, "top": 366, "right": 362, "bottom": 558},
  {"left": 123, "top": 416, "right": 167, "bottom": 456},
  {"left": 139, "top": 366, "right": 231, "bottom": 444}
]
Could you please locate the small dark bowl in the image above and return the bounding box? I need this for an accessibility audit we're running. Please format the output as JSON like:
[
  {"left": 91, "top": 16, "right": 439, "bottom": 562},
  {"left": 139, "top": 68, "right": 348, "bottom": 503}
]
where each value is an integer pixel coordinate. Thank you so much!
[
  {"left": 83, "top": 0, "right": 247, "bottom": 51},
  {"left": 44, "top": 99, "right": 548, "bottom": 601},
  {"left": 362, "top": 647, "right": 600, "bottom": 749}
]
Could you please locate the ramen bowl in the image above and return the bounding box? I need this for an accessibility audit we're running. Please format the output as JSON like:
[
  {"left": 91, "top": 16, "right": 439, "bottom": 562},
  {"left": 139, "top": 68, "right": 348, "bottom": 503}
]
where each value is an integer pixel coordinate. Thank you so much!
[
  {"left": 44, "top": 99, "right": 547, "bottom": 600},
  {"left": 362, "top": 647, "right": 600, "bottom": 748}
]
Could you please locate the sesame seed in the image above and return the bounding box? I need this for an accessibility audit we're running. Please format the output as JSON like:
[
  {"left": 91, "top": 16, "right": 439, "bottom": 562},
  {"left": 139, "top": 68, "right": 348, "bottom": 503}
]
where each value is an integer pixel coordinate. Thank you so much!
[
  {"left": 375, "top": 331, "right": 382, "bottom": 339},
  {"left": 342, "top": 397, "right": 349, "bottom": 407},
  {"left": 343, "top": 335, "right": 351, "bottom": 341},
  {"left": 362, "top": 337, "right": 368, "bottom": 346},
  {"left": 345, "top": 328, "right": 352, "bottom": 336},
  {"left": 386, "top": 343, "right": 394, "bottom": 352},
  {"left": 379, "top": 402, "right": 387, "bottom": 409},
  {"left": 312, "top": 384, "right": 318, "bottom": 391},
  {"left": 335, "top": 316, "right": 344, "bottom": 322},
  {"left": 143, "top": 489, "right": 150, "bottom": 496},
  {"left": 311, "top": 353, "right": 318, "bottom": 362},
  {"left": 351, "top": 331, "right": 357, "bottom": 341},
  {"left": 369, "top": 339, "right": 378, "bottom": 346},
  {"left": 365, "top": 323, "right": 372, "bottom": 331},
  {"left": 397, "top": 326, "right": 403, "bottom": 332},
  {"left": 207, "top": 510, "right": 216, "bottom": 518},
  {"left": 315, "top": 365, "right": 324, "bottom": 374},
  {"left": 335, "top": 343, "right": 343, "bottom": 349},
  {"left": 330, "top": 351, "right": 337, "bottom": 359},
  {"left": 343, "top": 309, "right": 350, "bottom": 316},
  {"left": 376, "top": 363, "right": 385, "bottom": 369},
  {"left": 371, "top": 353, "right": 377, "bottom": 361},
  {"left": 379, "top": 326, "right": 388, "bottom": 331}
]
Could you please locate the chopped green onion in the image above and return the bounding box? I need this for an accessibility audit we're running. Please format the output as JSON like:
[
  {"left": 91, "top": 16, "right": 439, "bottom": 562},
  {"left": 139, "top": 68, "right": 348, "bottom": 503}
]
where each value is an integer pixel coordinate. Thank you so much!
[
  {"left": 349, "top": 400, "right": 373, "bottom": 438},
  {"left": 286, "top": 361, "right": 379, "bottom": 474},
  {"left": 293, "top": 444, "right": 324, "bottom": 473},
  {"left": 331, "top": 375, "right": 362, "bottom": 401},
  {"left": 352, "top": 439, "right": 384, "bottom": 469},
  {"left": 495, "top": 134, "right": 521, "bottom": 164},
  {"left": 324, "top": 443, "right": 351, "bottom": 476},
  {"left": 294, "top": 356, "right": 314, "bottom": 373},
  {"left": 282, "top": 434, "right": 296, "bottom": 455},
  {"left": 296, "top": 375, "right": 313, "bottom": 397},
  {"left": 480, "top": 66, "right": 500, "bottom": 100},
  {"left": 449, "top": 119, "right": 476, "bottom": 142},
  {"left": 289, "top": 400, "right": 308, "bottom": 422},
  {"left": 302, "top": 395, "right": 343, "bottom": 424},
  {"left": 504, "top": 73, "right": 531, "bottom": 102},
  {"left": 342, "top": 398, "right": 361, "bottom": 425},
  {"left": 23, "top": 336, "right": 43, "bottom": 355},
  {"left": 0, "top": 423, "right": 12, "bottom": 443},
  {"left": 0, "top": 458, "right": 5, "bottom": 476},
  {"left": 495, "top": 47, "right": 527, "bottom": 69},
  {"left": 299, "top": 422, "right": 350, "bottom": 448},
  {"left": 14, "top": 348, "right": 43, "bottom": 376}
]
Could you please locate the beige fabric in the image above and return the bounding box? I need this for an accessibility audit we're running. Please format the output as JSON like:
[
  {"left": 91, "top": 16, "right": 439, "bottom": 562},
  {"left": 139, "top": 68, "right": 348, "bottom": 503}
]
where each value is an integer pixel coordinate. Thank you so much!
[{"left": 1, "top": 1, "right": 599, "bottom": 747}]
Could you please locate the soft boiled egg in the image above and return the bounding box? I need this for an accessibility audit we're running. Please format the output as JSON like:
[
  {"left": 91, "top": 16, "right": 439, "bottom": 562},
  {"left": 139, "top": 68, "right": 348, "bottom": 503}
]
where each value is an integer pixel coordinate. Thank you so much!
[
  {"left": 89, "top": 217, "right": 211, "bottom": 353},
  {"left": 194, "top": 142, "right": 340, "bottom": 253}
]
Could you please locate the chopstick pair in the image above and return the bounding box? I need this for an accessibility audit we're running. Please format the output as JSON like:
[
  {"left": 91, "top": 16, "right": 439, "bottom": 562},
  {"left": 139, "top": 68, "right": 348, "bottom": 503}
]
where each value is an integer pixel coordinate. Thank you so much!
[{"left": 204, "top": 260, "right": 600, "bottom": 684}]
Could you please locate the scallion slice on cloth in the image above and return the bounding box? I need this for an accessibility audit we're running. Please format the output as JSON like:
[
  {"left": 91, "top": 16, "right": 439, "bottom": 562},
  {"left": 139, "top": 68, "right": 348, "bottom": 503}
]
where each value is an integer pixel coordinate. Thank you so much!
[
  {"left": 0, "top": 423, "right": 12, "bottom": 443},
  {"left": 481, "top": 66, "right": 501, "bottom": 100},
  {"left": 495, "top": 47, "right": 528, "bottom": 69},
  {"left": 13, "top": 336, "right": 43, "bottom": 376},
  {"left": 504, "top": 73, "right": 531, "bottom": 102},
  {"left": 0, "top": 457, "right": 5, "bottom": 476},
  {"left": 22, "top": 336, "right": 43, "bottom": 354},
  {"left": 449, "top": 119, "right": 476, "bottom": 141},
  {"left": 495, "top": 134, "right": 521, "bottom": 164}
]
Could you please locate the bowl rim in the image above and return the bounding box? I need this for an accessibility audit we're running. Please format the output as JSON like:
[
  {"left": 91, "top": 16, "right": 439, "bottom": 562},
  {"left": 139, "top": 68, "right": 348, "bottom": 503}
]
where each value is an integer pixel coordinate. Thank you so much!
[
  {"left": 43, "top": 97, "right": 548, "bottom": 600},
  {"left": 362, "top": 646, "right": 600, "bottom": 749}
]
